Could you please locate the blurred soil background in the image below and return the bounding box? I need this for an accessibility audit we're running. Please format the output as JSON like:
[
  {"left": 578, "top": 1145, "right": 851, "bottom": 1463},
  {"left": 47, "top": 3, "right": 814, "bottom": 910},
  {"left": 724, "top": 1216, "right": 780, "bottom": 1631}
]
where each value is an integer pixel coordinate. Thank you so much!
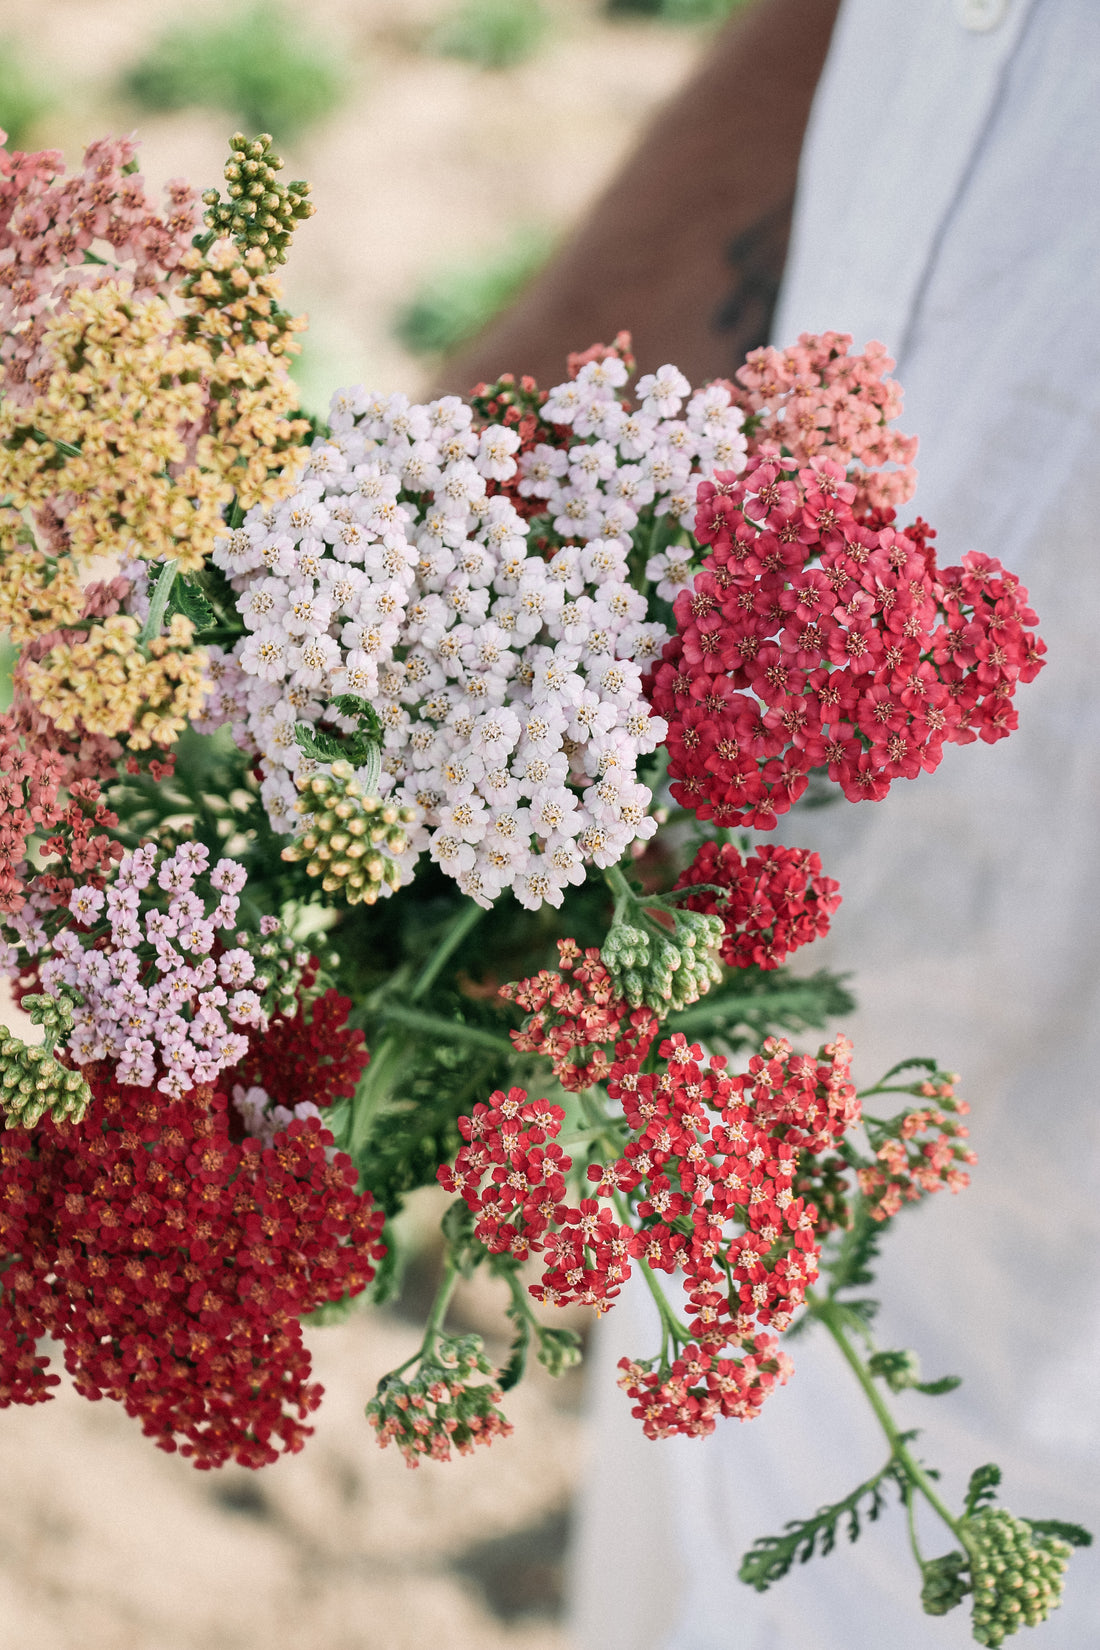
[{"left": 0, "top": 1, "right": 740, "bottom": 1646}]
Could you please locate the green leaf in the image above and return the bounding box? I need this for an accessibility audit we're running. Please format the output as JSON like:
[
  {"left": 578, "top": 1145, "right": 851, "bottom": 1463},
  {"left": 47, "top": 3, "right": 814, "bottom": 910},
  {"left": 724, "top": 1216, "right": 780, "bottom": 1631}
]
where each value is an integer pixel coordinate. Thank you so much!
[
  {"left": 497, "top": 1307, "right": 531, "bottom": 1393},
  {"left": 825, "top": 1209, "right": 885, "bottom": 1302},
  {"left": 739, "top": 1462, "right": 902, "bottom": 1592},
  {"left": 441, "top": 1197, "right": 484, "bottom": 1279},
  {"left": 913, "top": 1375, "right": 963, "bottom": 1396},
  {"left": 867, "top": 1349, "right": 922, "bottom": 1392},
  {"left": 964, "top": 1463, "right": 1002, "bottom": 1517},
  {"left": 1023, "top": 1518, "right": 1093, "bottom": 1548},
  {"left": 294, "top": 722, "right": 349, "bottom": 763},
  {"left": 329, "top": 694, "right": 383, "bottom": 741},
  {"left": 166, "top": 573, "right": 217, "bottom": 631},
  {"left": 865, "top": 1349, "right": 961, "bottom": 1397}
]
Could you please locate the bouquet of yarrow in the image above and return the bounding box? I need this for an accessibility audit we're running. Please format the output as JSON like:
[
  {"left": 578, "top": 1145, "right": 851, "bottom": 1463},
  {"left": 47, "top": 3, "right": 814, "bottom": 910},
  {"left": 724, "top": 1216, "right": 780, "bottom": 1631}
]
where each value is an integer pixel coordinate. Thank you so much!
[{"left": 0, "top": 131, "right": 1086, "bottom": 1645}]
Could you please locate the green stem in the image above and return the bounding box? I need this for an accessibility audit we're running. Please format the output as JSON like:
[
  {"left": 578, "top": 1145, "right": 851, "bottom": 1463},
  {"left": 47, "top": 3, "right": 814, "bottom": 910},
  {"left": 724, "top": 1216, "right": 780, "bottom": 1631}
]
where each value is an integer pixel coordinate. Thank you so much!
[
  {"left": 387, "top": 1255, "right": 460, "bottom": 1380},
  {"left": 375, "top": 1003, "right": 514, "bottom": 1055},
  {"left": 410, "top": 899, "right": 486, "bottom": 1002},
  {"left": 903, "top": 1478, "right": 928, "bottom": 1573},
  {"left": 347, "top": 899, "right": 494, "bottom": 1158},
  {"left": 571, "top": 1086, "right": 689, "bottom": 1351},
  {"left": 810, "top": 1294, "right": 963, "bottom": 1544},
  {"left": 421, "top": 1255, "right": 460, "bottom": 1356},
  {"left": 139, "top": 559, "right": 180, "bottom": 645},
  {"left": 29, "top": 427, "right": 82, "bottom": 459},
  {"left": 602, "top": 861, "right": 636, "bottom": 920}
]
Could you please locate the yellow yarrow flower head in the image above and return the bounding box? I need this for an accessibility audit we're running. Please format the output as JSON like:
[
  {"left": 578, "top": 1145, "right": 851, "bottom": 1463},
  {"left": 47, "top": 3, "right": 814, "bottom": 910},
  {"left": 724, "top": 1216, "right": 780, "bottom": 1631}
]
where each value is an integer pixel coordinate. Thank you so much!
[{"left": 23, "top": 611, "right": 210, "bottom": 749}]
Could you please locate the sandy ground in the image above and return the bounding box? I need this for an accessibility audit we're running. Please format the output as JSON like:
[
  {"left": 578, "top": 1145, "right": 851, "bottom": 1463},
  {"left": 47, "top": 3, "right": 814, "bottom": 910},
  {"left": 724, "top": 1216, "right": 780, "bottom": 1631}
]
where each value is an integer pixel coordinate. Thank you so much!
[
  {"left": 4, "top": 0, "right": 703, "bottom": 401},
  {"left": 0, "top": 4, "right": 713, "bottom": 1646},
  {"left": 0, "top": 1236, "right": 591, "bottom": 1650}
]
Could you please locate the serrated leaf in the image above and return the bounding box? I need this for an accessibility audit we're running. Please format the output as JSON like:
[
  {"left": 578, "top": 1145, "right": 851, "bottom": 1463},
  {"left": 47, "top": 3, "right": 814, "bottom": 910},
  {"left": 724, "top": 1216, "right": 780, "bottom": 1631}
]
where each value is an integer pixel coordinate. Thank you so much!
[
  {"left": 1023, "top": 1518, "right": 1093, "bottom": 1548},
  {"left": 867, "top": 1348, "right": 921, "bottom": 1391},
  {"left": 166, "top": 574, "right": 217, "bottom": 630},
  {"left": 913, "top": 1375, "right": 963, "bottom": 1396},
  {"left": 294, "top": 722, "right": 348, "bottom": 763},
  {"left": 497, "top": 1312, "right": 530, "bottom": 1393},
  {"left": 964, "top": 1463, "right": 1002, "bottom": 1516},
  {"left": 329, "top": 693, "right": 383, "bottom": 740},
  {"left": 440, "top": 1197, "right": 484, "bottom": 1278},
  {"left": 739, "top": 1461, "right": 900, "bottom": 1592}
]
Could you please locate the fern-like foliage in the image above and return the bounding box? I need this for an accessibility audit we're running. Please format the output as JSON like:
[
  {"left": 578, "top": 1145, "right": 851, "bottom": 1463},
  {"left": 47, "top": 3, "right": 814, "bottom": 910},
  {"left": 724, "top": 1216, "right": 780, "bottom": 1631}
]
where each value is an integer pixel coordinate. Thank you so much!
[
  {"left": 1023, "top": 1519, "right": 1093, "bottom": 1548},
  {"left": 965, "top": 1463, "right": 1002, "bottom": 1517},
  {"left": 739, "top": 1461, "right": 905, "bottom": 1591},
  {"left": 354, "top": 997, "right": 515, "bottom": 1214},
  {"left": 668, "top": 966, "right": 856, "bottom": 1050}
]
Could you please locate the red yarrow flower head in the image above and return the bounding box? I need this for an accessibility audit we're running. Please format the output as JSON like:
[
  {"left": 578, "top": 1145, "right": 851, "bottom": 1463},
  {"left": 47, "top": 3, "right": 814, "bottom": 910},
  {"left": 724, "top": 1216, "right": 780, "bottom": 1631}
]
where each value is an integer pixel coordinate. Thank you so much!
[
  {"left": 0, "top": 1067, "right": 385, "bottom": 1467},
  {"left": 673, "top": 839, "right": 840, "bottom": 969}
]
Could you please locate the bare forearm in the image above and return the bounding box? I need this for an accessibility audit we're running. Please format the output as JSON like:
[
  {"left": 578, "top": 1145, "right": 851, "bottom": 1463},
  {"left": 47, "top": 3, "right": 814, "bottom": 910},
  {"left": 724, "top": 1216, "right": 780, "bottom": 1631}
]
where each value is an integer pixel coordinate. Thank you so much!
[{"left": 437, "top": 0, "right": 840, "bottom": 392}]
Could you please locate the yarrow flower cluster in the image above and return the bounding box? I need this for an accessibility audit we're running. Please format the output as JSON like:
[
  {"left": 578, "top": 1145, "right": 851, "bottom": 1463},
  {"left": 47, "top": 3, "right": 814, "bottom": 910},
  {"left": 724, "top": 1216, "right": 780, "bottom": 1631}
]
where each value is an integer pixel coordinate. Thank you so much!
[
  {"left": 230, "top": 975, "right": 369, "bottom": 1111},
  {"left": 366, "top": 1333, "right": 512, "bottom": 1468},
  {"left": 30, "top": 841, "right": 306, "bottom": 1098},
  {"left": 730, "top": 332, "right": 918, "bottom": 513},
  {"left": 673, "top": 839, "right": 842, "bottom": 970},
  {"left": 859, "top": 1074, "right": 975, "bottom": 1221},
  {"left": 205, "top": 352, "right": 748, "bottom": 908},
  {"left": 438, "top": 1085, "right": 635, "bottom": 1312},
  {"left": 0, "top": 130, "right": 198, "bottom": 404},
  {"left": 439, "top": 1031, "right": 861, "bottom": 1439},
  {"left": 0, "top": 711, "right": 65, "bottom": 913},
  {"left": 651, "top": 453, "right": 1045, "bottom": 828},
  {"left": 501, "top": 938, "right": 659, "bottom": 1091},
  {"left": 0, "top": 1070, "right": 385, "bottom": 1465}
]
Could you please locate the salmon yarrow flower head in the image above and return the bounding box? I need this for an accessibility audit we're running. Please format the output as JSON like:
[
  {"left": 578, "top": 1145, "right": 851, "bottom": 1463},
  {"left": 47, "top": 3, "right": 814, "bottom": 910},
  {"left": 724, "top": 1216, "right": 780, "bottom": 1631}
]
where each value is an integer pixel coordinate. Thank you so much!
[{"left": 731, "top": 332, "right": 919, "bottom": 514}]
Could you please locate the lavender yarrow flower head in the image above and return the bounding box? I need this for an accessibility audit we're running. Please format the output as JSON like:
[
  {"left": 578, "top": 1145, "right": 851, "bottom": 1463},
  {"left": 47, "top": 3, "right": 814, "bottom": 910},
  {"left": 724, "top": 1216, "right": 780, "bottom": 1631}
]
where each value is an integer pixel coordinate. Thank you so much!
[{"left": 37, "top": 841, "right": 307, "bottom": 1099}]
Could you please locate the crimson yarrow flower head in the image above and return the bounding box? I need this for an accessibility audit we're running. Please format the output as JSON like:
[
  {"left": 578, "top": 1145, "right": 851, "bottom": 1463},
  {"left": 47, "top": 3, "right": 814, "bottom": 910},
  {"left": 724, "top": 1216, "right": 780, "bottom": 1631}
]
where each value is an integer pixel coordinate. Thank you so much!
[{"left": 650, "top": 450, "right": 1044, "bottom": 830}]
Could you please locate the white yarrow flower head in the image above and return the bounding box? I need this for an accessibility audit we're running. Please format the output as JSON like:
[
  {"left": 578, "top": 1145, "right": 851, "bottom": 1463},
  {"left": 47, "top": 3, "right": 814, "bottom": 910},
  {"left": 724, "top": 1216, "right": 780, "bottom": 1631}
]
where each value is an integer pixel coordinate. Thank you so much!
[
  {"left": 636, "top": 364, "right": 692, "bottom": 418},
  {"left": 204, "top": 354, "right": 739, "bottom": 907}
]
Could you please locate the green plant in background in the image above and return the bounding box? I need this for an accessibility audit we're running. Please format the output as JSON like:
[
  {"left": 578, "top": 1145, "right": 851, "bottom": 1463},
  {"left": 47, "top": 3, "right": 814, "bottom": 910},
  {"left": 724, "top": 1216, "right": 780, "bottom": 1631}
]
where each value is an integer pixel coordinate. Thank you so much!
[
  {"left": 123, "top": 3, "right": 345, "bottom": 139},
  {"left": 394, "top": 226, "right": 554, "bottom": 357},
  {"left": 606, "top": 0, "right": 749, "bottom": 22},
  {"left": 427, "top": 0, "right": 550, "bottom": 70},
  {"left": 0, "top": 38, "right": 54, "bottom": 149}
]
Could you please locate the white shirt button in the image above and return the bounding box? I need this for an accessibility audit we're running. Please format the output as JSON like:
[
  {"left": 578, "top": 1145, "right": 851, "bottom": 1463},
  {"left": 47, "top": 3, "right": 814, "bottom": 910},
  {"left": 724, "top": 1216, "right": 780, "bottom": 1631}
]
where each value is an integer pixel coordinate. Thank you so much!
[{"left": 957, "top": 0, "right": 1009, "bottom": 31}]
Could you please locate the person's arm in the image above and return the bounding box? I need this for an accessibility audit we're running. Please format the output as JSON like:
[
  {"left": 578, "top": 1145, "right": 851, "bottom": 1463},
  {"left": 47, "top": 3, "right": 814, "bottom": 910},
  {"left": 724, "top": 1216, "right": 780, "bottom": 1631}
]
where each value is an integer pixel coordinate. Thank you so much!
[{"left": 437, "top": 0, "right": 840, "bottom": 392}]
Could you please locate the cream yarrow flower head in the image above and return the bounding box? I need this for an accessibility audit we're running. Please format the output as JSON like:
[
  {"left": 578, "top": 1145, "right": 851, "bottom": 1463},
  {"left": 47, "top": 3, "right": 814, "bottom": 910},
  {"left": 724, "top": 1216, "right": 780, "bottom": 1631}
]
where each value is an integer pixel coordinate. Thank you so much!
[{"left": 23, "top": 612, "right": 209, "bottom": 749}]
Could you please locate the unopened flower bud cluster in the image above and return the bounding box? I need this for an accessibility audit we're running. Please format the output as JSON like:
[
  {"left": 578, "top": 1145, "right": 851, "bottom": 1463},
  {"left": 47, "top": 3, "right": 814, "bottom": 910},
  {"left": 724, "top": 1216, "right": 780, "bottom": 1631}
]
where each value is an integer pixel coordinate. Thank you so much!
[
  {"left": 205, "top": 360, "right": 748, "bottom": 908},
  {"left": 33, "top": 841, "right": 305, "bottom": 1098},
  {"left": 366, "top": 1333, "right": 512, "bottom": 1467},
  {"left": 964, "top": 1509, "right": 1071, "bottom": 1644},
  {"left": 601, "top": 906, "right": 724, "bottom": 1011},
  {"left": 281, "top": 759, "right": 417, "bottom": 905},
  {"left": 0, "top": 1021, "right": 91, "bottom": 1129}
]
